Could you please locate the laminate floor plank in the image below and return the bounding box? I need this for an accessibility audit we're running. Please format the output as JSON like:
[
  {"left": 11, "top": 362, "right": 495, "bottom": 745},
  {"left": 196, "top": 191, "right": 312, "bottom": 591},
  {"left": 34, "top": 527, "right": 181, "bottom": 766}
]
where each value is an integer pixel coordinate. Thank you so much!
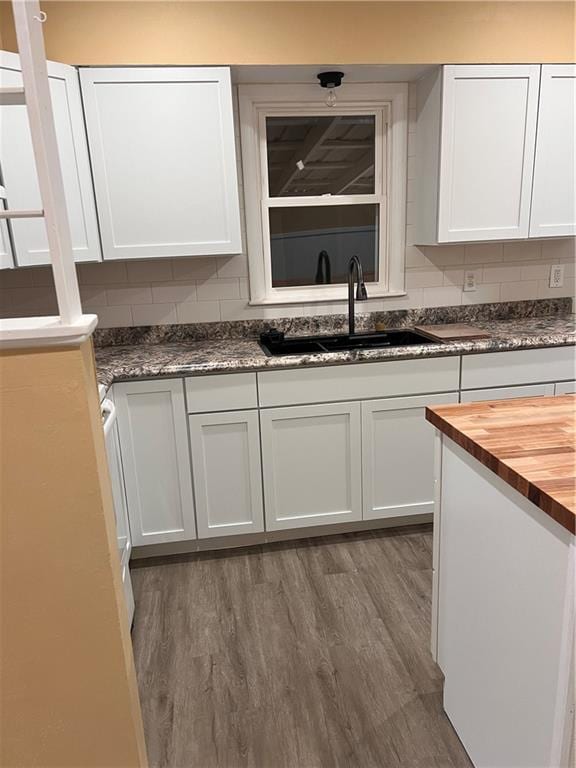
[{"left": 131, "top": 525, "right": 473, "bottom": 768}]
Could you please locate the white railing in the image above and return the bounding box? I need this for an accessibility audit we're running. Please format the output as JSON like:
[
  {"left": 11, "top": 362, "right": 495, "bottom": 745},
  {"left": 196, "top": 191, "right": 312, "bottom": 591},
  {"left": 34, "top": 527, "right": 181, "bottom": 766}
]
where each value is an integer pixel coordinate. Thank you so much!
[{"left": 0, "top": 0, "right": 96, "bottom": 347}]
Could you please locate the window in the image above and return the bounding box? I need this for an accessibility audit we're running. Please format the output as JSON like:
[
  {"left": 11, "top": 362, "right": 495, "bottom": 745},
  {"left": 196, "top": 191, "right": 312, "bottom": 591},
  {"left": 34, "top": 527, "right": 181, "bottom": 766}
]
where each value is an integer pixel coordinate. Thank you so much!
[{"left": 239, "top": 83, "right": 408, "bottom": 305}]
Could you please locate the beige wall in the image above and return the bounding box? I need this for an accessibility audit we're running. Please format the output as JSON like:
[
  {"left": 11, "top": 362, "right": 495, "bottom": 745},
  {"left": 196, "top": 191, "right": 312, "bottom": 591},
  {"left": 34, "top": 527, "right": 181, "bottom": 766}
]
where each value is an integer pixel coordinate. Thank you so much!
[
  {"left": 1, "top": 341, "right": 147, "bottom": 767},
  {"left": 0, "top": 1, "right": 574, "bottom": 65}
]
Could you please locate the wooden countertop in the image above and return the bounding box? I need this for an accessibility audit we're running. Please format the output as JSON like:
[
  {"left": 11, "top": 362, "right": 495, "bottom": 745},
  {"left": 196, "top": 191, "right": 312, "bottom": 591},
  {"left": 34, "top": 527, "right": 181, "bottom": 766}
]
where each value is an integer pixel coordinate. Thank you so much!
[{"left": 426, "top": 395, "right": 576, "bottom": 534}]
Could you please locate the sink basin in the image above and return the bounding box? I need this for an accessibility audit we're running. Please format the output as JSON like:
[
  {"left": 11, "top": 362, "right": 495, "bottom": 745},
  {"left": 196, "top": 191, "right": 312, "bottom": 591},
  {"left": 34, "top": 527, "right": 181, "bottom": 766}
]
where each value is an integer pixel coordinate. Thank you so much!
[{"left": 259, "top": 329, "right": 436, "bottom": 357}]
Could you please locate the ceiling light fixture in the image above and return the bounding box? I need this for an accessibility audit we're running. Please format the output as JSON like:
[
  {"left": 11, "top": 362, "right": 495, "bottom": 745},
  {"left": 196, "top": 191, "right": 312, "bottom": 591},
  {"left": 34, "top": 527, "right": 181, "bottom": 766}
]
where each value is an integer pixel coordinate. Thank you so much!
[{"left": 317, "top": 71, "right": 344, "bottom": 108}]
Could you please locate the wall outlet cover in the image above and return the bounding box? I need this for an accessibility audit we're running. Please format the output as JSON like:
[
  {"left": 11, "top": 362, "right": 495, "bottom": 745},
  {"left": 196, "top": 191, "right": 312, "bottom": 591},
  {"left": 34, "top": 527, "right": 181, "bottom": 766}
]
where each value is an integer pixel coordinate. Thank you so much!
[
  {"left": 549, "top": 264, "right": 565, "bottom": 289},
  {"left": 463, "top": 271, "right": 477, "bottom": 292}
]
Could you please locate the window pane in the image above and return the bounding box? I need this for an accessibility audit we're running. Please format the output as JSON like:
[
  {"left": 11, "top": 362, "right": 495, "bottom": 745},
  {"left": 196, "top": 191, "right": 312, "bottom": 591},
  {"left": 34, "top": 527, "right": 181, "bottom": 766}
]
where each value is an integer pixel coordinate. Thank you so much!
[
  {"left": 266, "top": 115, "right": 375, "bottom": 198},
  {"left": 269, "top": 205, "right": 379, "bottom": 288}
]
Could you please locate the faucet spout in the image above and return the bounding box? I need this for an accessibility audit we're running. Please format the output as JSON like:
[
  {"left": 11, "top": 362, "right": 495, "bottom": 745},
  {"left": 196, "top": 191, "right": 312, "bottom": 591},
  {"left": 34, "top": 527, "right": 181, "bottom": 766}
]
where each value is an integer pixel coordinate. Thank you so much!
[{"left": 348, "top": 255, "right": 368, "bottom": 336}]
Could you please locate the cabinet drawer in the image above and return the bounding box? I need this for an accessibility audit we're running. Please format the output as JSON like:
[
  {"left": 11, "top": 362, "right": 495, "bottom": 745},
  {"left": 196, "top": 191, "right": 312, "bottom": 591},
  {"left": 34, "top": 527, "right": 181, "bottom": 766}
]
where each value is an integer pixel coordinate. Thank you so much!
[
  {"left": 461, "top": 346, "right": 575, "bottom": 390},
  {"left": 555, "top": 380, "right": 576, "bottom": 395},
  {"left": 257, "top": 356, "right": 460, "bottom": 407},
  {"left": 185, "top": 372, "right": 258, "bottom": 412},
  {"left": 460, "top": 384, "right": 555, "bottom": 402}
]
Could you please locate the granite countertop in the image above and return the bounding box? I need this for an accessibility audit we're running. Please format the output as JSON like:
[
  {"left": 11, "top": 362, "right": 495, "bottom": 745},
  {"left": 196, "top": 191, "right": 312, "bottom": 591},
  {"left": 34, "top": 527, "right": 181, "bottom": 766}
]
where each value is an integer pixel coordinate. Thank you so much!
[
  {"left": 426, "top": 394, "right": 576, "bottom": 534},
  {"left": 95, "top": 312, "right": 576, "bottom": 391}
]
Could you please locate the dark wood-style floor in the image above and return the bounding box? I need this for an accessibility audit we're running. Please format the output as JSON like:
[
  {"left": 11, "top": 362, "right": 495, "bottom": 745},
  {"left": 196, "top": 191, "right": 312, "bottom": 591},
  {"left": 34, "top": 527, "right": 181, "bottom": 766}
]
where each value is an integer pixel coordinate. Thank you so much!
[{"left": 131, "top": 525, "right": 473, "bottom": 768}]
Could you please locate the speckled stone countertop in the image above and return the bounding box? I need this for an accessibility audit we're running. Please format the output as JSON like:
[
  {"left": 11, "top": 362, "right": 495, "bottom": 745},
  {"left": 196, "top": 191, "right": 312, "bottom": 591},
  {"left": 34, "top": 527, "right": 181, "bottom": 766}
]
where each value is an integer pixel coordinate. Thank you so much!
[{"left": 95, "top": 300, "right": 575, "bottom": 392}]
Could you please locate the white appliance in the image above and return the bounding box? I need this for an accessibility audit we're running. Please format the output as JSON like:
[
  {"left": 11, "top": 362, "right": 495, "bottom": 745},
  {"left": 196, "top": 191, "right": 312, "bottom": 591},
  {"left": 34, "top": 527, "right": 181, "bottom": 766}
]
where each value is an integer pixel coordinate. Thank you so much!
[{"left": 102, "top": 397, "right": 135, "bottom": 626}]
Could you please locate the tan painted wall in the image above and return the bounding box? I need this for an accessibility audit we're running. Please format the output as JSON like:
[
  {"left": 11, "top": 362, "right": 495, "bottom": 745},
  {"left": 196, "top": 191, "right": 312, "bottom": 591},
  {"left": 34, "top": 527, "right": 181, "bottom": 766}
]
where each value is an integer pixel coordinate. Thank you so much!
[
  {"left": 0, "top": 341, "right": 147, "bottom": 768},
  {"left": 0, "top": 1, "right": 574, "bottom": 65}
]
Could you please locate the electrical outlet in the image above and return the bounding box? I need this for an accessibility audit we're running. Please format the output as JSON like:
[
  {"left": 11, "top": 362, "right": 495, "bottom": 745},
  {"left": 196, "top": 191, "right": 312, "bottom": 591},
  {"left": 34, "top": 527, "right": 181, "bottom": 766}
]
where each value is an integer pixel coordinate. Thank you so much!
[
  {"left": 549, "top": 264, "right": 564, "bottom": 289},
  {"left": 463, "top": 271, "right": 477, "bottom": 292}
]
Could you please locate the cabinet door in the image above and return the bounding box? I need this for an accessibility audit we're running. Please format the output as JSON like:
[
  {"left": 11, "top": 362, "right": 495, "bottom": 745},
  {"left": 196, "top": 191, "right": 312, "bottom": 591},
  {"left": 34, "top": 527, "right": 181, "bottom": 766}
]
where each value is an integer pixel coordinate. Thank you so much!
[
  {"left": 80, "top": 67, "right": 242, "bottom": 260},
  {"left": 438, "top": 65, "right": 540, "bottom": 242},
  {"left": 0, "top": 52, "right": 101, "bottom": 266},
  {"left": 362, "top": 392, "right": 458, "bottom": 521},
  {"left": 555, "top": 381, "right": 576, "bottom": 395},
  {"left": 261, "top": 402, "right": 362, "bottom": 531},
  {"left": 0, "top": 198, "right": 14, "bottom": 270},
  {"left": 189, "top": 410, "right": 264, "bottom": 538},
  {"left": 460, "top": 383, "right": 555, "bottom": 403},
  {"left": 114, "top": 379, "right": 196, "bottom": 546},
  {"left": 530, "top": 65, "right": 576, "bottom": 238},
  {"left": 103, "top": 402, "right": 131, "bottom": 565},
  {"left": 103, "top": 399, "right": 134, "bottom": 626}
]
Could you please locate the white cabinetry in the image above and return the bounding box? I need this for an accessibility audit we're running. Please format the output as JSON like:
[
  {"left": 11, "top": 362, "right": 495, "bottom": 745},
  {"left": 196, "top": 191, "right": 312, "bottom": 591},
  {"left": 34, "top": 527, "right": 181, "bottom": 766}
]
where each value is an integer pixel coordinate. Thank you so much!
[
  {"left": 80, "top": 67, "right": 242, "bottom": 261},
  {"left": 436, "top": 439, "right": 574, "bottom": 768},
  {"left": 189, "top": 410, "right": 264, "bottom": 538},
  {"left": 362, "top": 392, "right": 458, "bottom": 520},
  {"left": 260, "top": 402, "right": 362, "bottom": 531},
  {"left": 460, "top": 383, "right": 555, "bottom": 402},
  {"left": 0, "top": 51, "right": 101, "bottom": 266},
  {"left": 0, "top": 199, "right": 13, "bottom": 269},
  {"left": 555, "top": 381, "right": 576, "bottom": 395},
  {"left": 416, "top": 65, "right": 540, "bottom": 244},
  {"left": 460, "top": 345, "right": 575, "bottom": 390},
  {"left": 115, "top": 379, "right": 196, "bottom": 546},
  {"left": 530, "top": 65, "right": 576, "bottom": 238},
  {"left": 102, "top": 397, "right": 134, "bottom": 626}
]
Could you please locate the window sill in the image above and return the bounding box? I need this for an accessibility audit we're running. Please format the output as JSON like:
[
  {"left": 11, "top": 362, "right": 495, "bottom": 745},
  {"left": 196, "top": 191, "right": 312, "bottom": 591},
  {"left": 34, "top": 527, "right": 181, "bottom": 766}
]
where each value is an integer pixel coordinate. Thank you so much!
[{"left": 249, "top": 290, "right": 407, "bottom": 307}]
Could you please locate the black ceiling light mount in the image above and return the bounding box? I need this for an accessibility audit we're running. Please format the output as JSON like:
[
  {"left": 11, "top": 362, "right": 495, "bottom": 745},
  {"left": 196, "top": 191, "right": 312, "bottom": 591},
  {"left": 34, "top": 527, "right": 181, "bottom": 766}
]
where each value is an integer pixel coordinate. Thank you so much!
[{"left": 317, "top": 71, "right": 344, "bottom": 89}]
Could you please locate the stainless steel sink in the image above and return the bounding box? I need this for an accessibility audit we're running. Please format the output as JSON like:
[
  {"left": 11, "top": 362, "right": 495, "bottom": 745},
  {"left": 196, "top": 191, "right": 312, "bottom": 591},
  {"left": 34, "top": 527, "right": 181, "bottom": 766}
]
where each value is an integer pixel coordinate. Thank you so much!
[{"left": 259, "top": 329, "right": 436, "bottom": 357}]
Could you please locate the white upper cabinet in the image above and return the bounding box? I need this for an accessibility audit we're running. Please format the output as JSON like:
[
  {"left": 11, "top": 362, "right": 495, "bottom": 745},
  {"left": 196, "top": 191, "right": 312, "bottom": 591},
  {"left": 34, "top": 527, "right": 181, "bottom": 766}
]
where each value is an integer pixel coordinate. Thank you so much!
[
  {"left": 80, "top": 67, "right": 242, "bottom": 261},
  {"left": 0, "top": 51, "right": 101, "bottom": 266},
  {"left": 530, "top": 65, "right": 576, "bottom": 238},
  {"left": 416, "top": 65, "right": 540, "bottom": 244}
]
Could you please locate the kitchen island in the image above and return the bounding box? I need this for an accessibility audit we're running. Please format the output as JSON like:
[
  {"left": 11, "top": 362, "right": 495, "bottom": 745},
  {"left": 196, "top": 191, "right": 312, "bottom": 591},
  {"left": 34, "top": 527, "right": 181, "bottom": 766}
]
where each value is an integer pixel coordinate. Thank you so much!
[{"left": 426, "top": 395, "right": 575, "bottom": 768}]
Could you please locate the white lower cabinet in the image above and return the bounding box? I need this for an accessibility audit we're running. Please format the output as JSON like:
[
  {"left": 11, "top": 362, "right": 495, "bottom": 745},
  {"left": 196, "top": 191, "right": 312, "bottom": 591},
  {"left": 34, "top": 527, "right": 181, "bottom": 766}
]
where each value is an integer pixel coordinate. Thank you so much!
[
  {"left": 362, "top": 393, "right": 458, "bottom": 521},
  {"left": 112, "top": 347, "right": 576, "bottom": 549},
  {"left": 102, "top": 396, "right": 134, "bottom": 626},
  {"left": 555, "top": 381, "right": 576, "bottom": 395},
  {"left": 460, "top": 383, "right": 555, "bottom": 402},
  {"left": 115, "top": 379, "right": 196, "bottom": 546},
  {"left": 260, "top": 402, "right": 362, "bottom": 531},
  {"left": 189, "top": 410, "right": 264, "bottom": 538}
]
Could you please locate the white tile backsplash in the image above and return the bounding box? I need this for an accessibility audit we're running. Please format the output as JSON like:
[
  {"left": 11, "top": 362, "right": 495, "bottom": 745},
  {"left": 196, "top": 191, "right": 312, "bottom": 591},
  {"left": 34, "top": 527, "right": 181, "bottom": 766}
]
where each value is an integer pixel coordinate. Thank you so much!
[
  {"left": 126, "top": 259, "right": 173, "bottom": 283},
  {"left": 89, "top": 305, "right": 133, "bottom": 328},
  {"left": 481, "top": 265, "right": 523, "bottom": 283},
  {"left": 500, "top": 280, "right": 540, "bottom": 301},
  {"left": 464, "top": 243, "right": 503, "bottom": 264},
  {"left": 176, "top": 300, "right": 221, "bottom": 324},
  {"left": 106, "top": 284, "right": 152, "bottom": 306},
  {"left": 2, "top": 81, "right": 574, "bottom": 327},
  {"left": 503, "top": 241, "right": 543, "bottom": 261},
  {"left": 151, "top": 282, "right": 197, "bottom": 304},
  {"left": 132, "top": 303, "right": 178, "bottom": 326},
  {"left": 196, "top": 278, "right": 241, "bottom": 300}
]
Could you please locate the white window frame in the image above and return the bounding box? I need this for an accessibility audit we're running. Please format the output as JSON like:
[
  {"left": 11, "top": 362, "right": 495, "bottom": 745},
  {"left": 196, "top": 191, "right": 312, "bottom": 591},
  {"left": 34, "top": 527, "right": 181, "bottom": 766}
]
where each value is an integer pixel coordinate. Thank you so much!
[{"left": 238, "top": 82, "right": 408, "bottom": 305}]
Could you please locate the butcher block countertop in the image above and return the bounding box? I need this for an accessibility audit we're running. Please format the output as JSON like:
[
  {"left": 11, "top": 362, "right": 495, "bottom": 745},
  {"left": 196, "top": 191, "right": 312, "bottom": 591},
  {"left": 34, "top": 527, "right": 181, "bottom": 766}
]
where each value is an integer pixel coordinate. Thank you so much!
[{"left": 426, "top": 395, "right": 576, "bottom": 534}]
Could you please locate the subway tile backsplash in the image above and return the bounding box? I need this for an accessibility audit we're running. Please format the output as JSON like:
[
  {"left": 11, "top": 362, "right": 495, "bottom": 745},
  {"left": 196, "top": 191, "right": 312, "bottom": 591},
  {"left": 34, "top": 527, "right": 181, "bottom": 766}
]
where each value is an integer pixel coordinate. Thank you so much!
[{"left": 1, "top": 85, "right": 574, "bottom": 328}]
